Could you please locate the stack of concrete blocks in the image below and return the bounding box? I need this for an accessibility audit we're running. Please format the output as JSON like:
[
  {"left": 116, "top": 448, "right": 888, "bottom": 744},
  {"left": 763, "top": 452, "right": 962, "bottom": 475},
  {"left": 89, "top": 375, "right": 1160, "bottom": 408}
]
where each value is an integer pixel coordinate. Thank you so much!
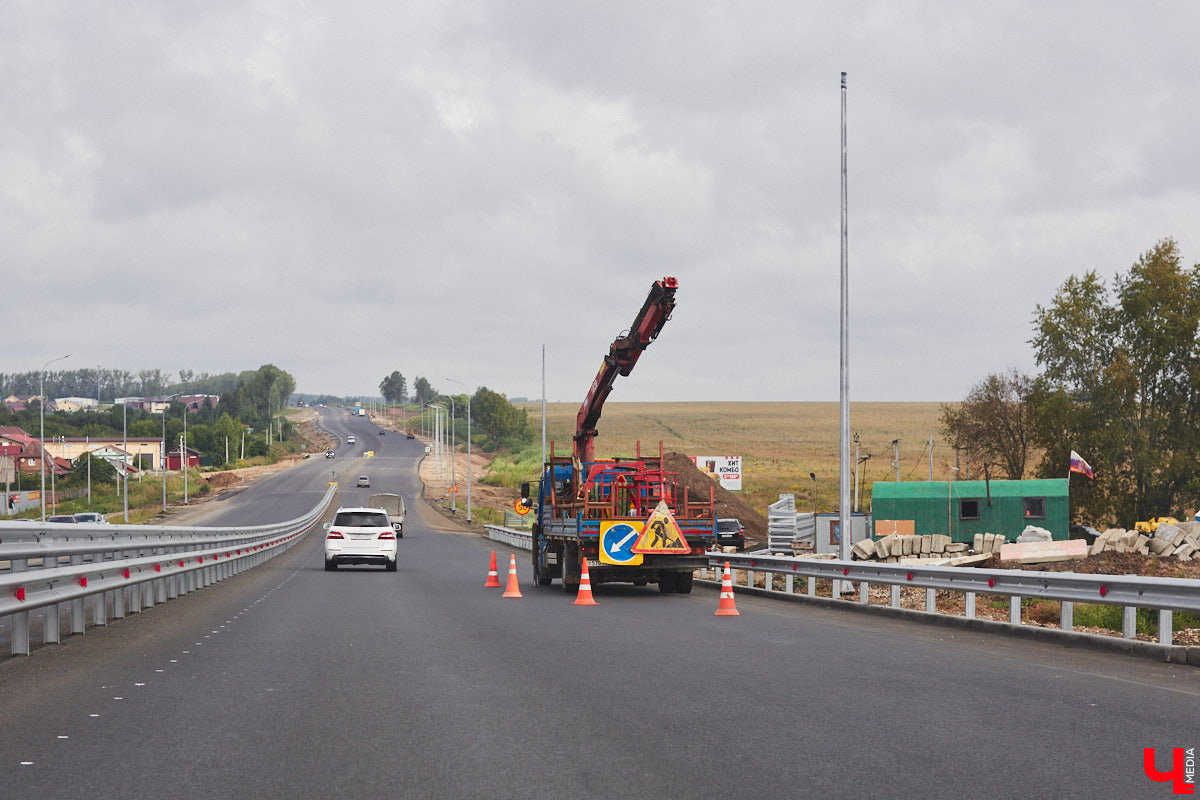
[
  {"left": 971, "top": 533, "right": 1008, "bottom": 556},
  {"left": 851, "top": 533, "right": 970, "bottom": 562},
  {"left": 1142, "top": 522, "right": 1200, "bottom": 561},
  {"left": 1089, "top": 528, "right": 1151, "bottom": 556}
]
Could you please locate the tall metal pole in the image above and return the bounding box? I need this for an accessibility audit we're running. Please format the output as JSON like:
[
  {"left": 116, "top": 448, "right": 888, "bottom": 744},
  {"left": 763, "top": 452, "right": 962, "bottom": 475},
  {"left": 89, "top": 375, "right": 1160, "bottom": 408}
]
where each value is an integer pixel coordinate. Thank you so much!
[
  {"left": 448, "top": 395, "right": 457, "bottom": 513},
  {"left": 38, "top": 353, "right": 71, "bottom": 522},
  {"left": 161, "top": 409, "right": 167, "bottom": 512},
  {"left": 541, "top": 345, "right": 546, "bottom": 475},
  {"left": 446, "top": 378, "right": 472, "bottom": 522},
  {"left": 183, "top": 409, "right": 189, "bottom": 505},
  {"left": 122, "top": 401, "right": 129, "bottom": 522},
  {"left": 838, "top": 72, "right": 851, "bottom": 564}
]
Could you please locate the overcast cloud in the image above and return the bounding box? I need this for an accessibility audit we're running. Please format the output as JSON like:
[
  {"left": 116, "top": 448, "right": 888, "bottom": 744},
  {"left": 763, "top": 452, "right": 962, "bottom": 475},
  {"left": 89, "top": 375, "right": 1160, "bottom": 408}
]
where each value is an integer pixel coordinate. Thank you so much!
[{"left": 4, "top": 1, "right": 1197, "bottom": 402}]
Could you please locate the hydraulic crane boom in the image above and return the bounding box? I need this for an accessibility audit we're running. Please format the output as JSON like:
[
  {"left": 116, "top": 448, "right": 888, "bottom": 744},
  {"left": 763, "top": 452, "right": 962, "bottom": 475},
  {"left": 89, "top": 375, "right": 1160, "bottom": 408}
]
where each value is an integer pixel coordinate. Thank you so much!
[{"left": 574, "top": 276, "right": 678, "bottom": 463}]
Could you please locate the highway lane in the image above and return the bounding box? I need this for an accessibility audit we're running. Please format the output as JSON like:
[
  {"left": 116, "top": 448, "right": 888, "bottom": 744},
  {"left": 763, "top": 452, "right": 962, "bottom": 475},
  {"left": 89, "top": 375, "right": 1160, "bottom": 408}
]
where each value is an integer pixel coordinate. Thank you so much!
[{"left": 2, "top": 408, "right": 1198, "bottom": 798}]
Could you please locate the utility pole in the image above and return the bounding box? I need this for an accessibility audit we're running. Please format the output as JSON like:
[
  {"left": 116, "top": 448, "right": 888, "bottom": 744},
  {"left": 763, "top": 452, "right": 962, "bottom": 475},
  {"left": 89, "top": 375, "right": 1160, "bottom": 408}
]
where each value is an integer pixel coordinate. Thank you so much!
[
  {"left": 891, "top": 438, "right": 901, "bottom": 481},
  {"left": 928, "top": 434, "right": 934, "bottom": 482},
  {"left": 837, "top": 71, "right": 851, "bottom": 568}
]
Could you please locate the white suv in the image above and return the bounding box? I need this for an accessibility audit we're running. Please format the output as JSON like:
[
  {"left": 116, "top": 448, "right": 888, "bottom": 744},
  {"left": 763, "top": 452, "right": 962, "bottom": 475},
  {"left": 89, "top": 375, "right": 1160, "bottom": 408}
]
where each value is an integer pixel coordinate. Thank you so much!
[{"left": 324, "top": 507, "right": 397, "bottom": 571}]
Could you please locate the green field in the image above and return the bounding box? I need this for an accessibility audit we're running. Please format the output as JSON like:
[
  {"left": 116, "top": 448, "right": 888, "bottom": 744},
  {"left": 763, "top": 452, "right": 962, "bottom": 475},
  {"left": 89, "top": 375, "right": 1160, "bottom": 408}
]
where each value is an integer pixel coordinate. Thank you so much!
[{"left": 514, "top": 401, "right": 959, "bottom": 517}]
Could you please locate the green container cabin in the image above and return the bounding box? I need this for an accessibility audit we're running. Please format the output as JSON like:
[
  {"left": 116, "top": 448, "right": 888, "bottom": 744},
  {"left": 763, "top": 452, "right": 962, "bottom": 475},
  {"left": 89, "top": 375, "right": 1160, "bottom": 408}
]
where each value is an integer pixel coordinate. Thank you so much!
[{"left": 870, "top": 479, "right": 1069, "bottom": 543}]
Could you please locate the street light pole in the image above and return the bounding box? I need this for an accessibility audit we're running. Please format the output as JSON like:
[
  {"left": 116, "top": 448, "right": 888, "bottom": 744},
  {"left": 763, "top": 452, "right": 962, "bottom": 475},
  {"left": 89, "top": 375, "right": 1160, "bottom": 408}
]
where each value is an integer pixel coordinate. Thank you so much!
[
  {"left": 39, "top": 353, "right": 71, "bottom": 521},
  {"left": 161, "top": 407, "right": 167, "bottom": 512},
  {"left": 123, "top": 400, "right": 129, "bottom": 522},
  {"left": 447, "top": 394, "right": 456, "bottom": 513},
  {"left": 183, "top": 407, "right": 189, "bottom": 505},
  {"left": 446, "top": 378, "right": 471, "bottom": 522}
]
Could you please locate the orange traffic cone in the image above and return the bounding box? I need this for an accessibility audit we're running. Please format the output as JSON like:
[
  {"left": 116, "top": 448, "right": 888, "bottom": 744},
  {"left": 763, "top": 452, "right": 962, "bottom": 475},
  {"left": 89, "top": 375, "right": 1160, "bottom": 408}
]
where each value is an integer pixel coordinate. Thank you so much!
[
  {"left": 484, "top": 550, "right": 502, "bottom": 588},
  {"left": 501, "top": 554, "right": 523, "bottom": 598},
  {"left": 714, "top": 561, "right": 739, "bottom": 616},
  {"left": 573, "top": 557, "right": 598, "bottom": 606}
]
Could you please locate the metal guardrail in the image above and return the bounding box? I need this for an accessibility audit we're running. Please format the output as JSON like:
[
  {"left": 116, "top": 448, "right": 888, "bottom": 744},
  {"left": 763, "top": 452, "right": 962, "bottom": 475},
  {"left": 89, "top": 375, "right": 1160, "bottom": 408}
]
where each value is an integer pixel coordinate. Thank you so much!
[
  {"left": 484, "top": 525, "right": 532, "bottom": 550},
  {"left": 704, "top": 551, "right": 1200, "bottom": 648},
  {"left": 0, "top": 485, "right": 336, "bottom": 655}
]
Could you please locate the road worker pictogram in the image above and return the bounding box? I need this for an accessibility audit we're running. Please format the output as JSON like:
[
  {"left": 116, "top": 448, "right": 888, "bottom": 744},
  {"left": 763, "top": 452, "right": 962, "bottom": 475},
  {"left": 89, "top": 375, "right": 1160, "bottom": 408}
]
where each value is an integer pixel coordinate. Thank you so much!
[{"left": 631, "top": 501, "right": 690, "bottom": 554}]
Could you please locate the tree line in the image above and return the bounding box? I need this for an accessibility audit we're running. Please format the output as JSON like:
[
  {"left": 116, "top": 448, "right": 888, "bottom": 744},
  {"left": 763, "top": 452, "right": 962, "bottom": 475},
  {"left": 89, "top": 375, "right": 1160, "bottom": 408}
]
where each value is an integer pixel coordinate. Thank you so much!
[
  {"left": 942, "top": 238, "right": 1198, "bottom": 526},
  {"left": 378, "top": 371, "right": 529, "bottom": 450},
  {"left": 0, "top": 364, "right": 297, "bottom": 469},
  {"left": 0, "top": 367, "right": 248, "bottom": 404}
]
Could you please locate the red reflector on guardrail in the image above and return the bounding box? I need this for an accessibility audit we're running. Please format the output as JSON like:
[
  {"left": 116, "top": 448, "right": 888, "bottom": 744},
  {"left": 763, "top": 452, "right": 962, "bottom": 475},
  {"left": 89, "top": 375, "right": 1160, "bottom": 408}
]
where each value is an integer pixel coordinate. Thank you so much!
[
  {"left": 1099, "top": 586, "right": 1108, "bottom": 597},
  {"left": 155, "top": 564, "right": 162, "bottom": 572},
  {"left": 80, "top": 577, "right": 87, "bottom": 588},
  {"left": 988, "top": 578, "right": 994, "bottom": 587},
  {"left": 842, "top": 568, "right": 849, "bottom": 576},
  {"left": 906, "top": 573, "right": 912, "bottom": 581},
  {"left": 16, "top": 587, "right": 26, "bottom": 601},
  {"left": 179, "top": 560, "right": 184, "bottom": 567},
  {"left": 123, "top": 569, "right": 130, "bottom": 579}
]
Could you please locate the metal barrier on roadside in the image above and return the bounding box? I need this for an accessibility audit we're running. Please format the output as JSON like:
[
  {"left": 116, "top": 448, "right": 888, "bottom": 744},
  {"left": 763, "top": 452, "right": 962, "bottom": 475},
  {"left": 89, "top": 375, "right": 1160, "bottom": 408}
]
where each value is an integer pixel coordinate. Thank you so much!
[
  {"left": 701, "top": 551, "right": 1200, "bottom": 651},
  {"left": 484, "top": 525, "right": 532, "bottom": 550},
  {"left": 0, "top": 485, "right": 336, "bottom": 656}
]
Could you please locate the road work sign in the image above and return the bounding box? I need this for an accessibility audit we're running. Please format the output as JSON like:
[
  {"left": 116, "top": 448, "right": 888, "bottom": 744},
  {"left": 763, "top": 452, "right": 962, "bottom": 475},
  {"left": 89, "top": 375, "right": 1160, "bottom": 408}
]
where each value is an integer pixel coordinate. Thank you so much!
[
  {"left": 600, "top": 521, "right": 644, "bottom": 565},
  {"left": 631, "top": 501, "right": 690, "bottom": 554}
]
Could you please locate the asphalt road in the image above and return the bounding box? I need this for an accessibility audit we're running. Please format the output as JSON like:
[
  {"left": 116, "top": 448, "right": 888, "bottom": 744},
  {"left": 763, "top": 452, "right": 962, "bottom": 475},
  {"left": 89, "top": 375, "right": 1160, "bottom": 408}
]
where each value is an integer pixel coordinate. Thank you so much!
[{"left": 1, "top": 408, "right": 1197, "bottom": 799}]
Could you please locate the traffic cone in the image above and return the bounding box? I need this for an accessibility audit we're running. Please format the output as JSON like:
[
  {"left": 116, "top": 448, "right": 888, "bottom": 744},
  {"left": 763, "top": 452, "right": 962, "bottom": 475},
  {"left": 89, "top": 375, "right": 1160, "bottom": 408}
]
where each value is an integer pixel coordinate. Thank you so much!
[
  {"left": 573, "top": 557, "right": 598, "bottom": 606},
  {"left": 714, "top": 561, "right": 739, "bottom": 616},
  {"left": 484, "top": 550, "right": 502, "bottom": 588},
  {"left": 501, "top": 554, "right": 523, "bottom": 598}
]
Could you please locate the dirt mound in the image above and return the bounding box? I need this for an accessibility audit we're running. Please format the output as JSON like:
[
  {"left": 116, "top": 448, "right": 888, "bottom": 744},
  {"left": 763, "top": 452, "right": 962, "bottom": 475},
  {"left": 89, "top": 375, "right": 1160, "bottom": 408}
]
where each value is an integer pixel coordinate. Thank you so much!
[
  {"left": 662, "top": 452, "right": 768, "bottom": 545},
  {"left": 205, "top": 472, "right": 239, "bottom": 487}
]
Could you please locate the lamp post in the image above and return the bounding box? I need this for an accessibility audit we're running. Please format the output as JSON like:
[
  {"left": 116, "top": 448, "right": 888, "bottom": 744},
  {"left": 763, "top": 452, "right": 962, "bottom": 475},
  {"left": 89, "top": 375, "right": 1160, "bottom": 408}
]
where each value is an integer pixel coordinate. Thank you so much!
[
  {"left": 122, "top": 400, "right": 129, "bottom": 522},
  {"left": 39, "top": 353, "right": 71, "bottom": 521},
  {"left": 445, "top": 394, "right": 458, "bottom": 513},
  {"left": 182, "top": 405, "right": 189, "bottom": 505},
  {"left": 161, "top": 407, "right": 167, "bottom": 512},
  {"left": 446, "top": 378, "right": 471, "bottom": 522}
]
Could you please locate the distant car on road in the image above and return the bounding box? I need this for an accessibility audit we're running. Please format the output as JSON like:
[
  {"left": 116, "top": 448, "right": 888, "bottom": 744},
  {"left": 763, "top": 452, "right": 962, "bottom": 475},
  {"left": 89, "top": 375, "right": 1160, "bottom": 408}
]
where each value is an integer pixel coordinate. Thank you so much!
[
  {"left": 406, "top": 431, "right": 415, "bottom": 439},
  {"left": 47, "top": 515, "right": 77, "bottom": 523},
  {"left": 716, "top": 518, "right": 745, "bottom": 549},
  {"left": 356, "top": 475, "right": 371, "bottom": 488},
  {"left": 325, "top": 449, "right": 335, "bottom": 458},
  {"left": 347, "top": 435, "right": 356, "bottom": 444},
  {"left": 73, "top": 512, "right": 109, "bottom": 524},
  {"left": 323, "top": 506, "right": 397, "bottom": 571},
  {"left": 378, "top": 429, "right": 386, "bottom": 435}
]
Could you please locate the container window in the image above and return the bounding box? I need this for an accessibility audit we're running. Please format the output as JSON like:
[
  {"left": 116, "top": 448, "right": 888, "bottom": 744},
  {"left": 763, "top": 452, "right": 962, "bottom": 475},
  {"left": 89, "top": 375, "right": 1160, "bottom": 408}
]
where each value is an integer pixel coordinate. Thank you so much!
[
  {"left": 959, "top": 498, "right": 980, "bottom": 519},
  {"left": 1023, "top": 497, "right": 1046, "bottom": 519}
]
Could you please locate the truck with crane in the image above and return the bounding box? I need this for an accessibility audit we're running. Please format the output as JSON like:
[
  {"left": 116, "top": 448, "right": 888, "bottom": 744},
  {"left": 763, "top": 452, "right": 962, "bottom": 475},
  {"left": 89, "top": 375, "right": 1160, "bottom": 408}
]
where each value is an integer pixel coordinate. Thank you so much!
[{"left": 524, "top": 277, "right": 716, "bottom": 593}]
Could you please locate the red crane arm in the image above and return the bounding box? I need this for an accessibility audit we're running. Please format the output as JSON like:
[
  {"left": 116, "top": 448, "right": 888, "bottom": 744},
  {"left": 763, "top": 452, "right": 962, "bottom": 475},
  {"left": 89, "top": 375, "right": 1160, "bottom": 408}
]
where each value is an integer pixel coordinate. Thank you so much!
[{"left": 574, "top": 276, "right": 678, "bottom": 463}]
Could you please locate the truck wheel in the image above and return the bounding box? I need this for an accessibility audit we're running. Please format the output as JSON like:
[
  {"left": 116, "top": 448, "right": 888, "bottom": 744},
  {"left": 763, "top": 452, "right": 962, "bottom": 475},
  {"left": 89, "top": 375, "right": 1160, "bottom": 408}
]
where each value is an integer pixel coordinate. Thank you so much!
[
  {"left": 658, "top": 571, "right": 677, "bottom": 593},
  {"left": 675, "top": 571, "right": 694, "bottom": 594},
  {"left": 562, "top": 547, "right": 581, "bottom": 594}
]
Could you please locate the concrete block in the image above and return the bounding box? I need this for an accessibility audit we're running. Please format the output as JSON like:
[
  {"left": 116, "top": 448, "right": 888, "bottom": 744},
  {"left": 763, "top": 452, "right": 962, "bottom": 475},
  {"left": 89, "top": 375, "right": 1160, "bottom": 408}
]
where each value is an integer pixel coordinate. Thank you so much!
[
  {"left": 1172, "top": 543, "right": 1196, "bottom": 560},
  {"left": 982, "top": 533, "right": 996, "bottom": 553},
  {"left": 1119, "top": 531, "right": 1139, "bottom": 548},
  {"left": 1136, "top": 544, "right": 1150, "bottom": 555},
  {"left": 946, "top": 553, "right": 992, "bottom": 567},
  {"left": 973, "top": 533, "right": 984, "bottom": 552},
  {"left": 1149, "top": 537, "right": 1174, "bottom": 555},
  {"left": 1134, "top": 534, "right": 1149, "bottom": 550},
  {"left": 920, "top": 536, "right": 931, "bottom": 555},
  {"left": 999, "top": 539, "right": 1089, "bottom": 564},
  {"left": 1090, "top": 539, "right": 1107, "bottom": 555},
  {"left": 944, "top": 542, "right": 968, "bottom": 553}
]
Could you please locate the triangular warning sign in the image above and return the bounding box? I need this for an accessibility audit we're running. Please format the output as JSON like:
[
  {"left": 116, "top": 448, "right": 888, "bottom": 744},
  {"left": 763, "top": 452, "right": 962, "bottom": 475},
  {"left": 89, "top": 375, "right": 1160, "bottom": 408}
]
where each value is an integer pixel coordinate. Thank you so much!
[{"left": 631, "top": 501, "right": 690, "bottom": 554}]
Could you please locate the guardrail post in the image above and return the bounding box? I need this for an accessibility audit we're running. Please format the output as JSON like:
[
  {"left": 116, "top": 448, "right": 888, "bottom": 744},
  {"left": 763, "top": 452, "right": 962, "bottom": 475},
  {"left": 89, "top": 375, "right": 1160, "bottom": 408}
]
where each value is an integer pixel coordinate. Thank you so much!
[
  {"left": 113, "top": 587, "right": 125, "bottom": 619},
  {"left": 12, "top": 610, "right": 29, "bottom": 655},
  {"left": 965, "top": 591, "right": 976, "bottom": 619},
  {"left": 142, "top": 580, "right": 154, "bottom": 609},
  {"left": 746, "top": 569, "right": 754, "bottom": 589},
  {"left": 129, "top": 582, "right": 141, "bottom": 614},
  {"left": 859, "top": 581, "right": 869, "bottom": 604},
  {"left": 1158, "top": 610, "right": 1173, "bottom": 645},
  {"left": 785, "top": 574, "right": 793, "bottom": 594},
  {"left": 156, "top": 577, "right": 166, "bottom": 604},
  {"left": 1060, "top": 601, "right": 1073, "bottom": 632},
  {"left": 890, "top": 585, "right": 900, "bottom": 608},
  {"left": 806, "top": 576, "right": 815, "bottom": 596},
  {"left": 93, "top": 593, "right": 106, "bottom": 627},
  {"left": 71, "top": 554, "right": 86, "bottom": 634},
  {"left": 1009, "top": 596, "right": 1021, "bottom": 625},
  {"left": 1122, "top": 606, "right": 1136, "bottom": 639},
  {"left": 44, "top": 605, "right": 61, "bottom": 644},
  {"left": 925, "top": 588, "right": 936, "bottom": 612}
]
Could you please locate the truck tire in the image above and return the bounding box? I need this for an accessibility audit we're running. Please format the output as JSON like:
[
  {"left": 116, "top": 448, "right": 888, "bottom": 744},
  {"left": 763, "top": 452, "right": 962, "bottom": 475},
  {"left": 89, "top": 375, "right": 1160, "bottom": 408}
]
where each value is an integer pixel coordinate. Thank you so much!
[
  {"left": 532, "top": 525, "right": 552, "bottom": 586},
  {"left": 562, "top": 547, "right": 581, "bottom": 594},
  {"left": 675, "top": 571, "right": 694, "bottom": 594},
  {"left": 658, "top": 571, "right": 677, "bottom": 593}
]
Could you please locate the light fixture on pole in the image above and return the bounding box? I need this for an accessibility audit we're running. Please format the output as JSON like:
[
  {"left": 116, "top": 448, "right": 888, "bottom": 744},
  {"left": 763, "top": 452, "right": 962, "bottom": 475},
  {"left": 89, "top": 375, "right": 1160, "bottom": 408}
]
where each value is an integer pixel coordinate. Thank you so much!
[
  {"left": 38, "top": 353, "right": 71, "bottom": 522},
  {"left": 446, "top": 378, "right": 471, "bottom": 522}
]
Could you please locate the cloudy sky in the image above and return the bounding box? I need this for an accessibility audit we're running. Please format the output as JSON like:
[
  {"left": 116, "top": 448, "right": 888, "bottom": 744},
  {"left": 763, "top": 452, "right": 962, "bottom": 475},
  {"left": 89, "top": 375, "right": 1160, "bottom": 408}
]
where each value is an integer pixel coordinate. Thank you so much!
[{"left": 4, "top": 1, "right": 1197, "bottom": 403}]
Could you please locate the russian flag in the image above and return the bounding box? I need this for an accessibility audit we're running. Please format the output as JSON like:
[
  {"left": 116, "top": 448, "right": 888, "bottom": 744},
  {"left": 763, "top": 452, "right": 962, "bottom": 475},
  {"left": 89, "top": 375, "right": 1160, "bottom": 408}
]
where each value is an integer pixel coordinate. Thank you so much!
[{"left": 1069, "top": 450, "right": 1094, "bottom": 479}]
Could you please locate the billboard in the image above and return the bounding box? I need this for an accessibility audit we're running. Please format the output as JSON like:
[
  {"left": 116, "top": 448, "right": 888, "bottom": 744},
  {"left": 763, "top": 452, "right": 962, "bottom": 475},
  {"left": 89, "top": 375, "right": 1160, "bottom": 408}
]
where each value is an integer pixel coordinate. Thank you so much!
[{"left": 693, "top": 456, "right": 742, "bottom": 491}]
